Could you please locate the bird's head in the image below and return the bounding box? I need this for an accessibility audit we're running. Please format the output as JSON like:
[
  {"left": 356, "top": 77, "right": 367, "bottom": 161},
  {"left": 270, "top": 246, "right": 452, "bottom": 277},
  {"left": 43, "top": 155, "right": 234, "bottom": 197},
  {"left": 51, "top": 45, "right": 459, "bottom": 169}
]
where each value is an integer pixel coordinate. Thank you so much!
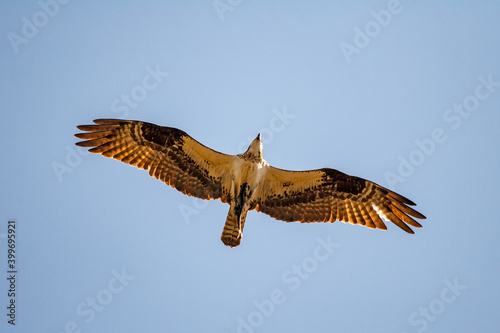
[{"left": 242, "top": 133, "right": 263, "bottom": 161}]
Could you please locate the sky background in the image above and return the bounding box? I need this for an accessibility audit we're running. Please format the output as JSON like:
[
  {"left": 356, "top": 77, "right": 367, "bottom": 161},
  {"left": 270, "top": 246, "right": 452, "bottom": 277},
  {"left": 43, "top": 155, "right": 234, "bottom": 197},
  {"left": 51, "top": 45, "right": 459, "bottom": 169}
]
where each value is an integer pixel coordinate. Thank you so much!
[{"left": 1, "top": 1, "right": 500, "bottom": 332}]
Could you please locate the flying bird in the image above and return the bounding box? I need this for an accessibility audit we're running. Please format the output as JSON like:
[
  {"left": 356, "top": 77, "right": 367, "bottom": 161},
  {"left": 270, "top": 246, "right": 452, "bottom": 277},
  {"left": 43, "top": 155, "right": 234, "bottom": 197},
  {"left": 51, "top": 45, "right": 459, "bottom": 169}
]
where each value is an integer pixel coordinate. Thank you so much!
[{"left": 75, "top": 119, "right": 426, "bottom": 247}]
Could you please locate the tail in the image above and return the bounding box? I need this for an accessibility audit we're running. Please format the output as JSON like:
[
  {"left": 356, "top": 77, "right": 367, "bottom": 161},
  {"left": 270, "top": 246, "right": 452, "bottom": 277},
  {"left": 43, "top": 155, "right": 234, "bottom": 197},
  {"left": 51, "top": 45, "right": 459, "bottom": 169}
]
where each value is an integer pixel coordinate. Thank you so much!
[{"left": 221, "top": 205, "right": 248, "bottom": 247}]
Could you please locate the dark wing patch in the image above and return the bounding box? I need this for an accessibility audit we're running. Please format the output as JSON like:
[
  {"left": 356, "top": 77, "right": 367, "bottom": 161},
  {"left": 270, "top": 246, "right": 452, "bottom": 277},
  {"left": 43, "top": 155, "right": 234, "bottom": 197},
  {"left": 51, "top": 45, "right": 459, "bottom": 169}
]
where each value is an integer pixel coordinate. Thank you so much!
[
  {"left": 256, "top": 167, "right": 425, "bottom": 234},
  {"left": 75, "top": 119, "right": 234, "bottom": 201}
]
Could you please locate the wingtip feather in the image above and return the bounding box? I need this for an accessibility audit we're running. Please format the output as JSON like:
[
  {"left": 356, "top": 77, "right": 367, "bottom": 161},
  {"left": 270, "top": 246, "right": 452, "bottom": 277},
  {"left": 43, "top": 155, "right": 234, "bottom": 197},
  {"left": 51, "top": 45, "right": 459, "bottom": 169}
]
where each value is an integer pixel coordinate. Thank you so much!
[
  {"left": 93, "top": 119, "right": 126, "bottom": 125},
  {"left": 387, "top": 191, "right": 416, "bottom": 206},
  {"left": 75, "top": 141, "right": 90, "bottom": 147}
]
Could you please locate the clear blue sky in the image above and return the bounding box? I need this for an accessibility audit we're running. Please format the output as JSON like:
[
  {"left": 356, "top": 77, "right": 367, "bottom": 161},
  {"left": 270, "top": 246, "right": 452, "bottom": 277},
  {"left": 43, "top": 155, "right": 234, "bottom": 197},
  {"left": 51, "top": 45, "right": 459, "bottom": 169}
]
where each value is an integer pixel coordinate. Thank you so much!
[{"left": 1, "top": 1, "right": 500, "bottom": 332}]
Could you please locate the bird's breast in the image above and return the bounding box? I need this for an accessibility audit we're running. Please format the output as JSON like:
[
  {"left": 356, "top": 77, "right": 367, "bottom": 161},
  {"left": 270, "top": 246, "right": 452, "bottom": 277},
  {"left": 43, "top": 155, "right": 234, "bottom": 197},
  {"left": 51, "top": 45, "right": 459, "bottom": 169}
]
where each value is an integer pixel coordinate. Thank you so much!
[{"left": 231, "top": 157, "right": 268, "bottom": 196}]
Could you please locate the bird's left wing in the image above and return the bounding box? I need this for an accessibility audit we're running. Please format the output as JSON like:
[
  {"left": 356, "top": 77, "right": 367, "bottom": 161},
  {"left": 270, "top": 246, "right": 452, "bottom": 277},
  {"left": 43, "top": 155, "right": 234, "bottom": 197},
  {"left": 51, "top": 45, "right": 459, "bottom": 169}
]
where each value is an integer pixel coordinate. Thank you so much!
[
  {"left": 255, "top": 166, "right": 426, "bottom": 233},
  {"left": 75, "top": 119, "right": 234, "bottom": 202}
]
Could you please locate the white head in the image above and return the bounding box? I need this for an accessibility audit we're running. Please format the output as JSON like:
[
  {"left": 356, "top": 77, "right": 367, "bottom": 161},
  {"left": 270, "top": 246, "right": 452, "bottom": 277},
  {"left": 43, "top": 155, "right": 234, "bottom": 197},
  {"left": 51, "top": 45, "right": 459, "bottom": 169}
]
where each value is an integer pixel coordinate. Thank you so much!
[{"left": 242, "top": 133, "right": 263, "bottom": 161}]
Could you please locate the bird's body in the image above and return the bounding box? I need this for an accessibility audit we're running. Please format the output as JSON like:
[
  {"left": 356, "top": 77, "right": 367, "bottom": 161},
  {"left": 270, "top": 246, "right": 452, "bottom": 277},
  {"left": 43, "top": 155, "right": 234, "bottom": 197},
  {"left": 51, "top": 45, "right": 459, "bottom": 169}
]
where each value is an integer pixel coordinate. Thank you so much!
[
  {"left": 75, "top": 119, "right": 426, "bottom": 247},
  {"left": 220, "top": 137, "right": 269, "bottom": 246}
]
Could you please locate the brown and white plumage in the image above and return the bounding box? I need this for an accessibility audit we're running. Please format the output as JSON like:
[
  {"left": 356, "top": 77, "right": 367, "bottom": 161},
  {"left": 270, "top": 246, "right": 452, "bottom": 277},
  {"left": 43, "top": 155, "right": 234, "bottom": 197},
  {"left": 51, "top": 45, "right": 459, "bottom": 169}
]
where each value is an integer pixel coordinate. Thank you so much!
[{"left": 75, "top": 119, "right": 426, "bottom": 247}]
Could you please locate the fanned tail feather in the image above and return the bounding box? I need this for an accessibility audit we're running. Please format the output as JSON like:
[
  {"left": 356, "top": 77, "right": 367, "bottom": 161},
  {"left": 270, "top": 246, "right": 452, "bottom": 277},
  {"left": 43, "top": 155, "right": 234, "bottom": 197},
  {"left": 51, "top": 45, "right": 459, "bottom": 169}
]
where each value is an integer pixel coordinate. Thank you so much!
[{"left": 221, "top": 206, "right": 247, "bottom": 247}]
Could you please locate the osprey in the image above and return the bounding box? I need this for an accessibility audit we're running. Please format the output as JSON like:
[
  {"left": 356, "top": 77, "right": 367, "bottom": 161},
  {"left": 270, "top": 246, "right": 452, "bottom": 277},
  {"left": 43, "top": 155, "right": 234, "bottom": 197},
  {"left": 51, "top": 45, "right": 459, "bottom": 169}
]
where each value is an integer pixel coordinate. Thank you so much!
[{"left": 75, "top": 119, "right": 426, "bottom": 247}]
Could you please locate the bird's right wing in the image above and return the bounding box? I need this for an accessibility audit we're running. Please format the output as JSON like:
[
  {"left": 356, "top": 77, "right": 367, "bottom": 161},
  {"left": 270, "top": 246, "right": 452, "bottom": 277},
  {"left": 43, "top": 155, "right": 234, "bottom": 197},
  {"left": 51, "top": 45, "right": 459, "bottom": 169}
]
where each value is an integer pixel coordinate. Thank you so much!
[
  {"left": 255, "top": 166, "right": 425, "bottom": 233},
  {"left": 75, "top": 119, "right": 235, "bottom": 202}
]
